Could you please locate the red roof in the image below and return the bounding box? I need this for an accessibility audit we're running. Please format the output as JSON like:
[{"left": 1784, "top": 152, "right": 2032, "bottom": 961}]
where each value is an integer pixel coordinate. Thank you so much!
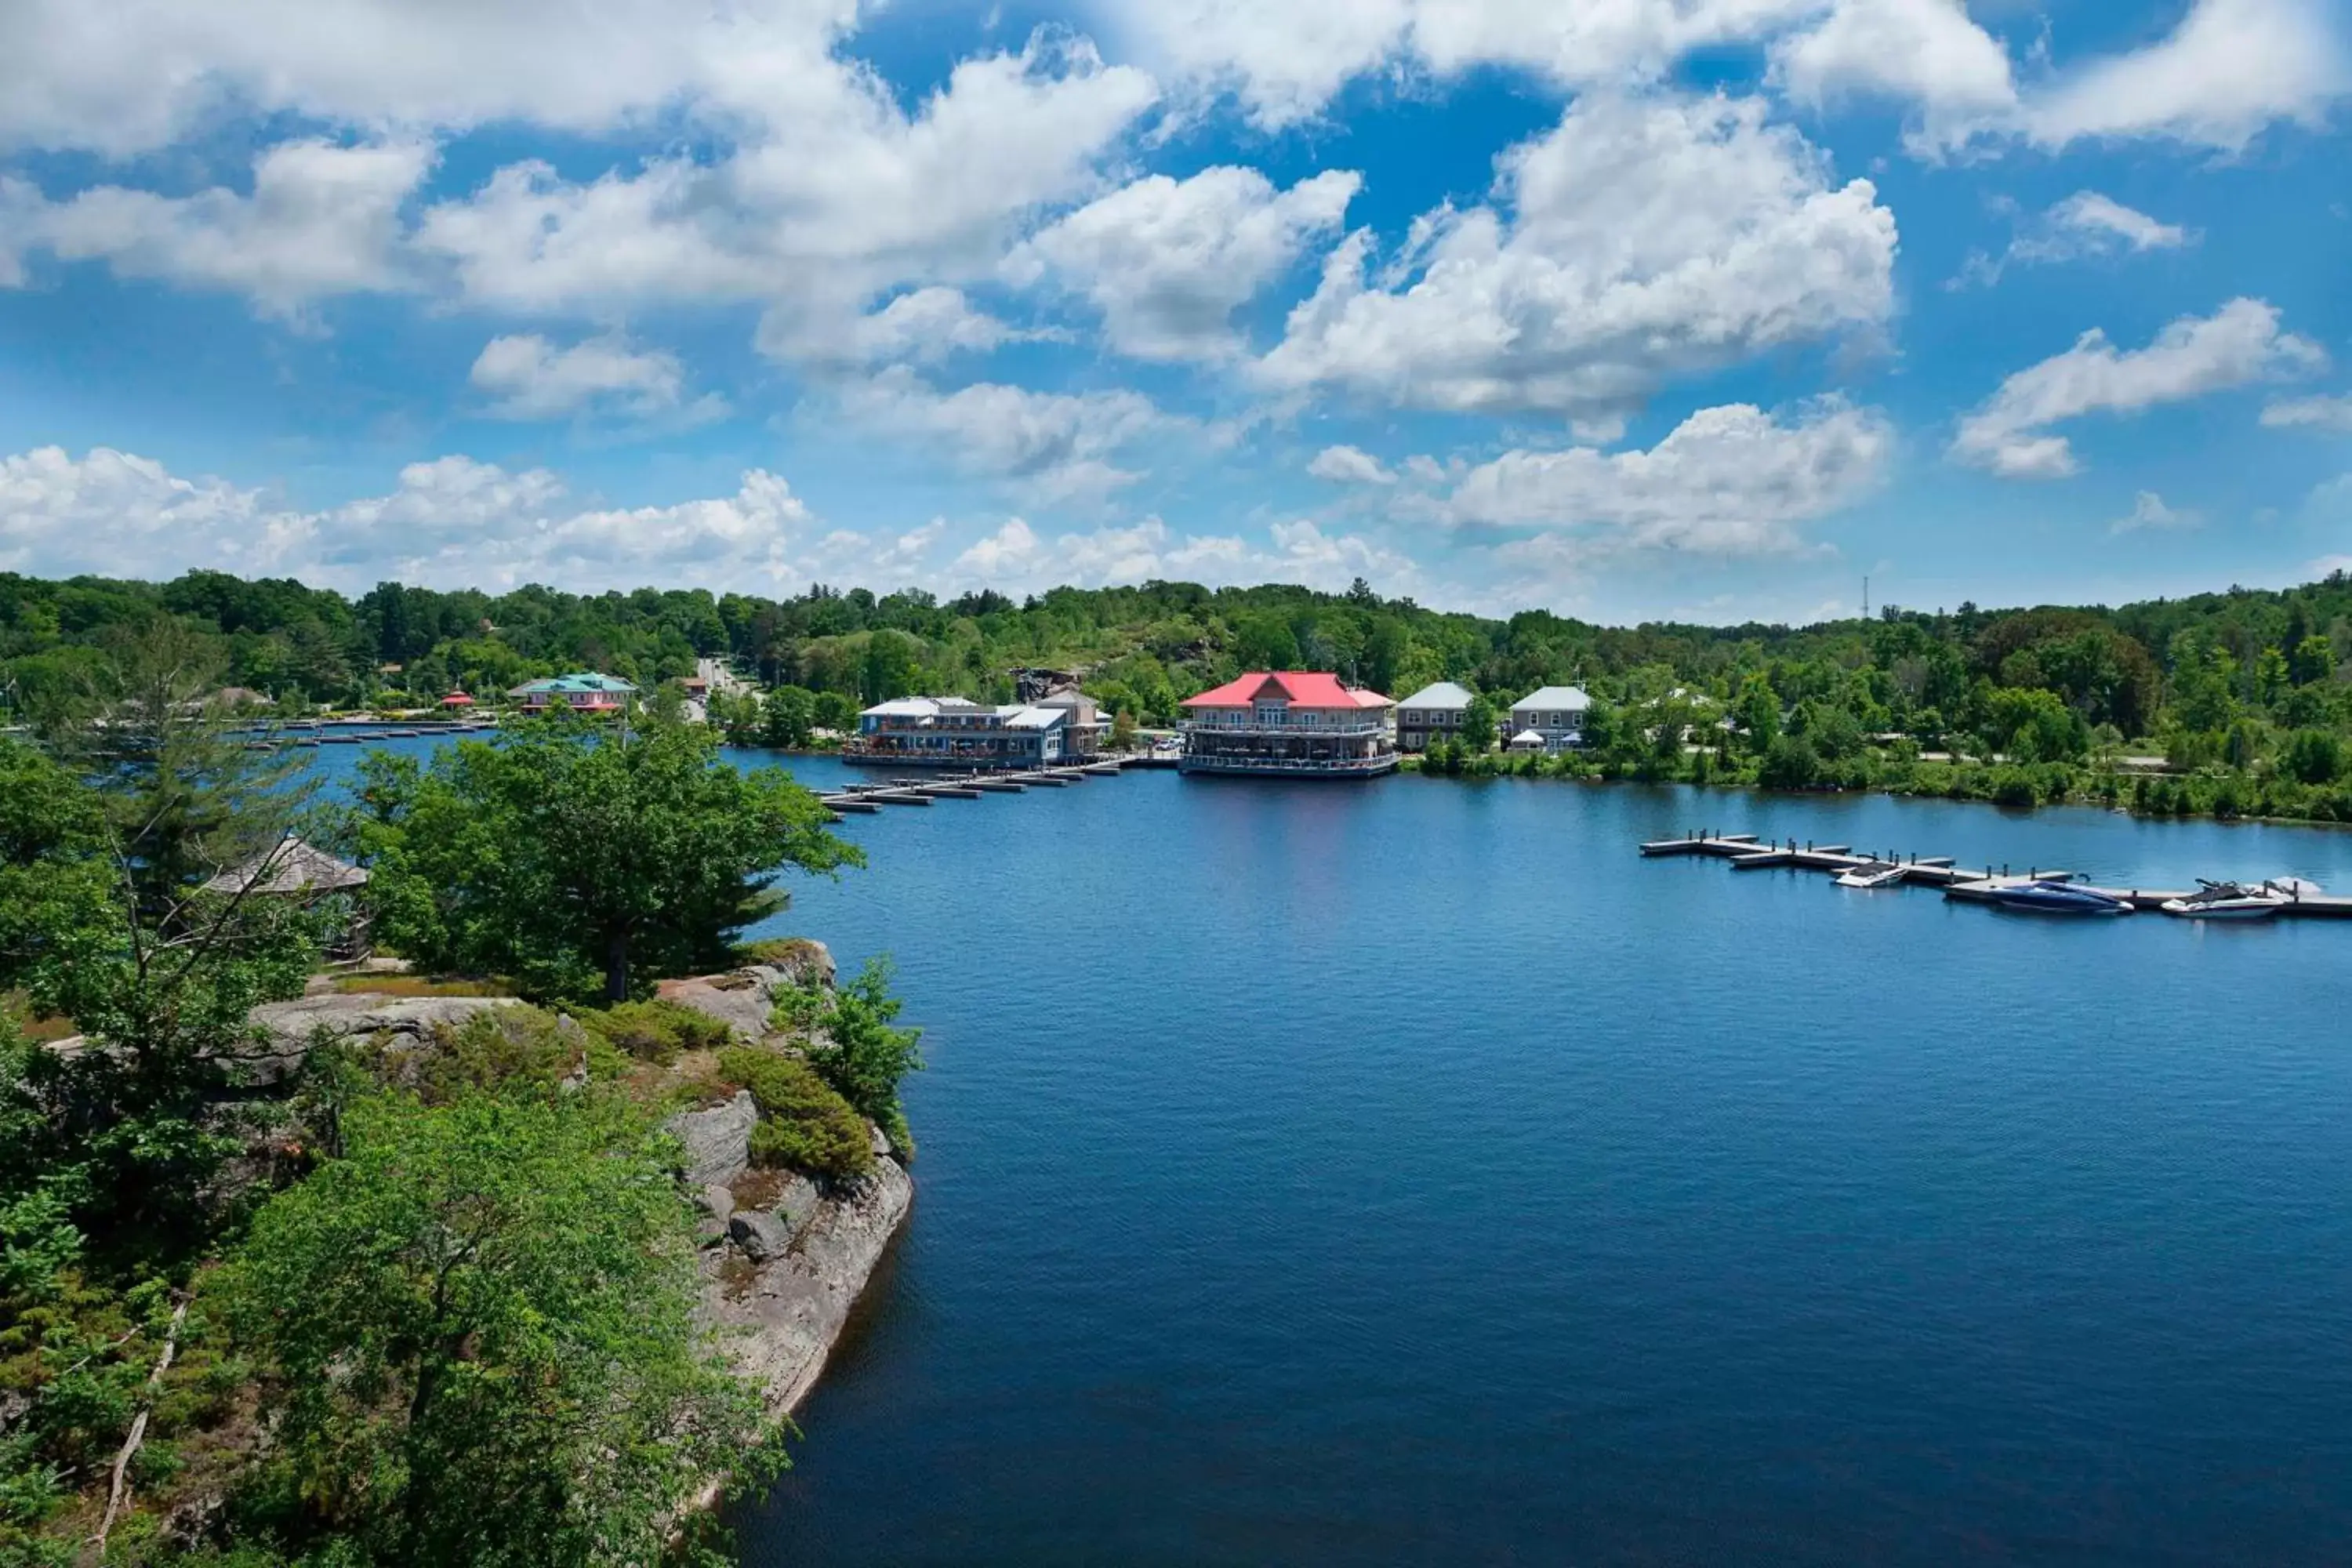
[
  {"left": 439, "top": 691, "right": 477, "bottom": 706},
  {"left": 1181, "top": 672, "right": 1393, "bottom": 710}
]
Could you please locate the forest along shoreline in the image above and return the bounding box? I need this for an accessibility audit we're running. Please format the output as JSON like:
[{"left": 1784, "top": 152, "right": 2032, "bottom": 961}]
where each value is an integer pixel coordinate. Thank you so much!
[{"left": 2, "top": 645, "right": 921, "bottom": 1566}]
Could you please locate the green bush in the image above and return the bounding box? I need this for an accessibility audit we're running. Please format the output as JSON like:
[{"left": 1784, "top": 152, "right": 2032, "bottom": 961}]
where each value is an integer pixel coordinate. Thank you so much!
[
  {"left": 583, "top": 999, "right": 731, "bottom": 1065},
  {"left": 409, "top": 1007, "right": 583, "bottom": 1104},
  {"left": 717, "top": 1047, "right": 873, "bottom": 1180}
]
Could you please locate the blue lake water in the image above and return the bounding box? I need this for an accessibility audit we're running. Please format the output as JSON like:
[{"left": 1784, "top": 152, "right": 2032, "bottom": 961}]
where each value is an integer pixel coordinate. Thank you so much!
[{"left": 311, "top": 741, "right": 2352, "bottom": 1564}]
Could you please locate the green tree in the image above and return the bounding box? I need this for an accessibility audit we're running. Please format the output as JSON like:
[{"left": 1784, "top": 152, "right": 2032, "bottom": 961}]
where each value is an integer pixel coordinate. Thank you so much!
[
  {"left": 1460, "top": 695, "right": 1497, "bottom": 753},
  {"left": 220, "top": 1091, "right": 779, "bottom": 1566},
  {"left": 1732, "top": 673, "right": 1781, "bottom": 754},
  {"left": 42, "top": 619, "right": 316, "bottom": 919},
  {"left": 1109, "top": 708, "right": 1138, "bottom": 750},
  {"left": 812, "top": 691, "right": 858, "bottom": 732},
  {"left": 2283, "top": 728, "right": 2345, "bottom": 785},
  {"left": 772, "top": 957, "right": 924, "bottom": 1151},
  {"left": 858, "top": 630, "right": 920, "bottom": 704},
  {"left": 762, "top": 685, "right": 816, "bottom": 748},
  {"left": 1231, "top": 615, "right": 1301, "bottom": 671},
  {"left": 359, "top": 717, "right": 859, "bottom": 1003},
  {"left": 2289, "top": 634, "right": 2336, "bottom": 687}
]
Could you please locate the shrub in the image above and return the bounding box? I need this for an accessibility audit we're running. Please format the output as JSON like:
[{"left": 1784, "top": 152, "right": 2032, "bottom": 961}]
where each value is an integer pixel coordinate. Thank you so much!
[
  {"left": 1988, "top": 768, "right": 2040, "bottom": 808},
  {"left": 1758, "top": 735, "right": 1821, "bottom": 789},
  {"left": 769, "top": 958, "right": 924, "bottom": 1151},
  {"left": 583, "top": 999, "right": 731, "bottom": 1065},
  {"left": 718, "top": 1047, "right": 873, "bottom": 1180},
  {"left": 408, "top": 1007, "right": 584, "bottom": 1104},
  {"left": 2283, "top": 729, "right": 2344, "bottom": 786}
]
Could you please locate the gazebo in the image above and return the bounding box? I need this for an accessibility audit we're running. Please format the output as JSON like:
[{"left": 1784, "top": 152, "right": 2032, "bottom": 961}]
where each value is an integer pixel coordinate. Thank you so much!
[
  {"left": 201, "top": 837, "right": 370, "bottom": 898},
  {"left": 201, "top": 838, "right": 372, "bottom": 958},
  {"left": 439, "top": 691, "right": 477, "bottom": 710}
]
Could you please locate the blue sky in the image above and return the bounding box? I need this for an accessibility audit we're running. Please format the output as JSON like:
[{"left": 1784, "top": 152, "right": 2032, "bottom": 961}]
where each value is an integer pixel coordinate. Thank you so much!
[{"left": 0, "top": 0, "right": 2347, "bottom": 622}]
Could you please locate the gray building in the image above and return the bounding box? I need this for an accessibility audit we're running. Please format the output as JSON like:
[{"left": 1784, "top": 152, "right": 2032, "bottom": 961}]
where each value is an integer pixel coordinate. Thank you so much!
[
  {"left": 1508, "top": 685, "right": 1592, "bottom": 751},
  {"left": 1395, "top": 681, "right": 1475, "bottom": 752}
]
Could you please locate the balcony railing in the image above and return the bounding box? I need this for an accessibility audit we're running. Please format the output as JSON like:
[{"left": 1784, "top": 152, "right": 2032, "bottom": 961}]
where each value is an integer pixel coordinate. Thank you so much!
[
  {"left": 1178, "top": 751, "right": 1399, "bottom": 774},
  {"left": 1178, "top": 720, "right": 1392, "bottom": 739}
]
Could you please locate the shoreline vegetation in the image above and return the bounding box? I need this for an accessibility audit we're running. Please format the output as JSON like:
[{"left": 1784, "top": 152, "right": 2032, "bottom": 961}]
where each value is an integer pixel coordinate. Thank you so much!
[
  {"left": 1396, "top": 744, "right": 2352, "bottom": 828},
  {"left": 8, "top": 565, "right": 2352, "bottom": 830},
  {"left": 0, "top": 642, "right": 916, "bottom": 1567}
]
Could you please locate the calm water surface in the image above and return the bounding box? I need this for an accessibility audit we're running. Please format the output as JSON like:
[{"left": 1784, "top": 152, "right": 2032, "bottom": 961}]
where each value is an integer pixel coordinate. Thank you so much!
[{"left": 322, "top": 742, "right": 2352, "bottom": 1563}]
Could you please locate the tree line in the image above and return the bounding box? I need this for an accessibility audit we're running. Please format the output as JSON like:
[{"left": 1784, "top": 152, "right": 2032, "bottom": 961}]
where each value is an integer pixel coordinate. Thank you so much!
[
  {"left": 7, "top": 565, "right": 2352, "bottom": 818},
  {"left": 1, "top": 623, "right": 916, "bottom": 1566}
]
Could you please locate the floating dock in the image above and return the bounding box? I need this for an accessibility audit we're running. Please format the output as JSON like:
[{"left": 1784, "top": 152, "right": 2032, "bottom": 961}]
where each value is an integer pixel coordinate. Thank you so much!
[
  {"left": 1640, "top": 831, "right": 2352, "bottom": 920},
  {"left": 816, "top": 760, "right": 1137, "bottom": 818}
]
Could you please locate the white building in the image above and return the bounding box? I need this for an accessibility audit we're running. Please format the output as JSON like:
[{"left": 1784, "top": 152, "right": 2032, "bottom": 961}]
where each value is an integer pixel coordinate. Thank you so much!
[
  {"left": 1395, "top": 681, "right": 1475, "bottom": 753},
  {"left": 848, "top": 695, "right": 1097, "bottom": 768},
  {"left": 1509, "top": 686, "right": 1592, "bottom": 751}
]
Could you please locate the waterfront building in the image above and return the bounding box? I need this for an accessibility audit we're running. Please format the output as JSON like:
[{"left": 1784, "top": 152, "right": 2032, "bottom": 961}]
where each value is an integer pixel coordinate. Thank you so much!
[
  {"left": 1177, "top": 672, "right": 1397, "bottom": 777},
  {"left": 1395, "top": 681, "right": 1477, "bottom": 753},
  {"left": 1508, "top": 685, "right": 1591, "bottom": 751},
  {"left": 506, "top": 672, "right": 637, "bottom": 714},
  {"left": 848, "top": 695, "right": 1098, "bottom": 768}
]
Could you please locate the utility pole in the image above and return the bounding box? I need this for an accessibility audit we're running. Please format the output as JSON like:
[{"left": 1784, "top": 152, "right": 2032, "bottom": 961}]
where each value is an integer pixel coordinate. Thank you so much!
[{"left": 1863, "top": 575, "right": 1871, "bottom": 621}]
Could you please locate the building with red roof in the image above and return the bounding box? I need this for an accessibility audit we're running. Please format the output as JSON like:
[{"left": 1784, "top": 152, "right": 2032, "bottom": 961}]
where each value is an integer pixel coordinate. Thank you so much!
[{"left": 1177, "top": 672, "right": 1398, "bottom": 777}]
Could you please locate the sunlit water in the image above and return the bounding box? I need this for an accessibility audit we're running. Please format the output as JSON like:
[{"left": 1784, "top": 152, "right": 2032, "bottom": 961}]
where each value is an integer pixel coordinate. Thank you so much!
[{"left": 312, "top": 741, "right": 2352, "bottom": 1564}]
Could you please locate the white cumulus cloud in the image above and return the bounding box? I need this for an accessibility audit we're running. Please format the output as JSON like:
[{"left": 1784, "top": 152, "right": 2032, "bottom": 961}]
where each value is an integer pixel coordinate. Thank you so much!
[
  {"left": 835, "top": 368, "right": 1196, "bottom": 503},
  {"left": 469, "top": 334, "right": 718, "bottom": 421},
  {"left": 412, "top": 33, "right": 1157, "bottom": 336},
  {"left": 1004, "top": 166, "right": 1359, "bottom": 361},
  {"left": 0, "top": 140, "right": 430, "bottom": 315},
  {"left": 0, "top": 445, "right": 856, "bottom": 592},
  {"left": 1307, "top": 445, "right": 1397, "bottom": 485},
  {"left": 1257, "top": 91, "right": 1896, "bottom": 417},
  {"left": 763, "top": 287, "right": 1040, "bottom": 367},
  {"left": 948, "top": 514, "right": 1423, "bottom": 597},
  {"left": 1952, "top": 298, "right": 2327, "bottom": 479},
  {"left": 1429, "top": 398, "right": 1891, "bottom": 557},
  {"left": 2109, "top": 490, "right": 2201, "bottom": 534},
  {"left": 1948, "top": 191, "right": 2196, "bottom": 290},
  {"left": 2023, "top": 0, "right": 2347, "bottom": 152},
  {"left": 2263, "top": 394, "right": 2352, "bottom": 434}
]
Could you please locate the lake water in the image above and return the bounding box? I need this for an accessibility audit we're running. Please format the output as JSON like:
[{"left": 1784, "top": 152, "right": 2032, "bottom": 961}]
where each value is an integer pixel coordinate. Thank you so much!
[{"left": 314, "top": 742, "right": 2352, "bottom": 1564}]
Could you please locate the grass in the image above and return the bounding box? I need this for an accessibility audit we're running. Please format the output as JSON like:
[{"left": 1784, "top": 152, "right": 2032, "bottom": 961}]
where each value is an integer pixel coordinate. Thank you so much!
[
  {"left": 2, "top": 989, "right": 79, "bottom": 1042},
  {"left": 330, "top": 975, "right": 514, "bottom": 998}
]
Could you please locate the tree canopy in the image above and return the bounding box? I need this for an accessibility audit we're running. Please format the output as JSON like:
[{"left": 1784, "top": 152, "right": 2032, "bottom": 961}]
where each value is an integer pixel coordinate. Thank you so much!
[{"left": 358, "top": 715, "right": 858, "bottom": 1002}]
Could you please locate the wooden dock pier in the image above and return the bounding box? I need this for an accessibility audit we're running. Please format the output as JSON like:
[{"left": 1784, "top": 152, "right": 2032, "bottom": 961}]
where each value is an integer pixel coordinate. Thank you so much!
[
  {"left": 816, "top": 758, "right": 1138, "bottom": 818},
  {"left": 1640, "top": 830, "right": 2352, "bottom": 920}
]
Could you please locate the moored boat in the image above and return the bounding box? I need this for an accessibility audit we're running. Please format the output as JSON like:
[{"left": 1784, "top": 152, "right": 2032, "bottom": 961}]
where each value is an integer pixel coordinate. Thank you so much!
[
  {"left": 2160, "top": 880, "right": 2286, "bottom": 920},
  {"left": 1989, "top": 877, "right": 2134, "bottom": 916},
  {"left": 1835, "top": 861, "right": 1909, "bottom": 889}
]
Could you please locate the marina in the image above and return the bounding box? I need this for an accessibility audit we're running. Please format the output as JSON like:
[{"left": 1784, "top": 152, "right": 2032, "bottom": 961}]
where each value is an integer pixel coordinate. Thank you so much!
[
  {"left": 816, "top": 760, "right": 1131, "bottom": 816},
  {"left": 1642, "top": 830, "right": 2352, "bottom": 919}
]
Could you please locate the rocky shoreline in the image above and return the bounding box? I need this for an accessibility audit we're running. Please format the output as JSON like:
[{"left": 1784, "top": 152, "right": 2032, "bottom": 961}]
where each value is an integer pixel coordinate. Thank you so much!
[{"left": 250, "top": 941, "right": 914, "bottom": 1426}]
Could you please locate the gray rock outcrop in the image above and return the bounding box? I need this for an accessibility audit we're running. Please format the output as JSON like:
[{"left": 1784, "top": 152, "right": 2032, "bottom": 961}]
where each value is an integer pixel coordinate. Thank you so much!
[
  {"left": 728, "top": 1209, "right": 793, "bottom": 1264},
  {"left": 657, "top": 938, "right": 834, "bottom": 1044},
  {"left": 706, "top": 1156, "right": 913, "bottom": 1414},
  {"left": 662, "top": 1090, "right": 757, "bottom": 1187},
  {"left": 242, "top": 993, "right": 521, "bottom": 1087}
]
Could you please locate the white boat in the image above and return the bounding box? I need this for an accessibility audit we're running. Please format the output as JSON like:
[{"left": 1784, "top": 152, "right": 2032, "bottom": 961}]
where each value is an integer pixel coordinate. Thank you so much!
[
  {"left": 2159, "top": 880, "right": 2286, "bottom": 919},
  {"left": 1835, "top": 861, "right": 1910, "bottom": 889}
]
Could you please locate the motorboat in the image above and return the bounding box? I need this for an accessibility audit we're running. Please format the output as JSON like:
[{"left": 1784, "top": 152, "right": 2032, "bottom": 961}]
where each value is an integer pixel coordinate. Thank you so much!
[
  {"left": 2160, "top": 880, "right": 2287, "bottom": 919},
  {"left": 1835, "top": 860, "right": 1909, "bottom": 889},
  {"left": 1988, "top": 876, "right": 2135, "bottom": 916}
]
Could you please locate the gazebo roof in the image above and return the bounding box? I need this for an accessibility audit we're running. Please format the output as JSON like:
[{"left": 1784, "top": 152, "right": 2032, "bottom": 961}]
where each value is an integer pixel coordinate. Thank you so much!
[{"left": 201, "top": 837, "right": 370, "bottom": 898}]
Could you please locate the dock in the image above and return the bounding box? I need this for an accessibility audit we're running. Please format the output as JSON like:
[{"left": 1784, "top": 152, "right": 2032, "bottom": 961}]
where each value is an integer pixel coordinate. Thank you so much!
[
  {"left": 816, "top": 759, "right": 1138, "bottom": 819},
  {"left": 1640, "top": 830, "right": 2352, "bottom": 920}
]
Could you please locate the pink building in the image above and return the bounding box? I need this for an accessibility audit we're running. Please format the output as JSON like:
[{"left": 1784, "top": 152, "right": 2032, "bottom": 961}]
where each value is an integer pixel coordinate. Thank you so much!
[{"left": 1178, "top": 672, "right": 1397, "bottom": 777}]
